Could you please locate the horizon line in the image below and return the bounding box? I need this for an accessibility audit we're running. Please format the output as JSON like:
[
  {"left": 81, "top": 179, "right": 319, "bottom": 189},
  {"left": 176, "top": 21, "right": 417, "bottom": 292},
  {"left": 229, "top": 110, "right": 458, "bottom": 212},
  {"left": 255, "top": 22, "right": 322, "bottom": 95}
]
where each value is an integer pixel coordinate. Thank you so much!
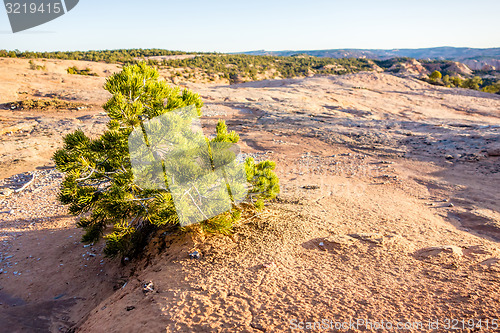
[{"left": 2, "top": 45, "right": 500, "bottom": 54}]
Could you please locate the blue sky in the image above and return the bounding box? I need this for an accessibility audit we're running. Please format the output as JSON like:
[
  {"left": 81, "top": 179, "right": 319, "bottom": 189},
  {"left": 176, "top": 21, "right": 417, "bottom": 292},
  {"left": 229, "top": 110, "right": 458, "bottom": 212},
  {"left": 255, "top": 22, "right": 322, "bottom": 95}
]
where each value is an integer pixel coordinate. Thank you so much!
[{"left": 1, "top": 0, "right": 499, "bottom": 52}]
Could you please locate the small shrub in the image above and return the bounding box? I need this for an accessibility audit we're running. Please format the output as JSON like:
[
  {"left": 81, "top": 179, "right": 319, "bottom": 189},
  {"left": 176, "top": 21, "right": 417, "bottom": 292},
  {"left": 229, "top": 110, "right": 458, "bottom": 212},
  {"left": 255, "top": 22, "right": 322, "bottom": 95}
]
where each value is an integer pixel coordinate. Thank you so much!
[
  {"left": 29, "top": 59, "right": 46, "bottom": 71},
  {"left": 461, "top": 76, "right": 483, "bottom": 90},
  {"left": 66, "top": 66, "right": 98, "bottom": 76},
  {"left": 428, "top": 70, "right": 442, "bottom": 83}
]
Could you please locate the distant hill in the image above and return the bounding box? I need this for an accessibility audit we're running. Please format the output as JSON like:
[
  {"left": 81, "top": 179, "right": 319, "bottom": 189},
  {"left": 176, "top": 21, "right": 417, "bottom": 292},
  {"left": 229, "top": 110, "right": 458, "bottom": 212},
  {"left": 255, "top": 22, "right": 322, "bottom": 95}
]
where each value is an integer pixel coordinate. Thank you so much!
[{"left": 239, "top": 47, "right": 500, "bottom": 62}]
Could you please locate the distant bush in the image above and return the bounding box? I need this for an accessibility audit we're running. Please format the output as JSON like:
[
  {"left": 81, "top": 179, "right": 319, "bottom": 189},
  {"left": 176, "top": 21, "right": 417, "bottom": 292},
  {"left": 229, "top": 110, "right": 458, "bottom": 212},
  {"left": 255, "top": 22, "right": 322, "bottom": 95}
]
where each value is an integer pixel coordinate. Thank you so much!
[
  {"left": 450, "top": 76, "right": 463, "bottom": 87},
  {"left": 429, "top": 70, "right": 442, "bottom": 81},
  {"left": 481, "top": 80, "right": 500, "bottom": 94},
  {"left": 423, "top": 72, "right": 499, "bottom": 95},
  {"left": 29, "top": 59, "right": 46, "bottom": 71},
  {"left": 461, "top": 76, "right": 483, "bottom": 90},
  {"left": 67, "top": 66, "right": 98, "bottom": 76}
]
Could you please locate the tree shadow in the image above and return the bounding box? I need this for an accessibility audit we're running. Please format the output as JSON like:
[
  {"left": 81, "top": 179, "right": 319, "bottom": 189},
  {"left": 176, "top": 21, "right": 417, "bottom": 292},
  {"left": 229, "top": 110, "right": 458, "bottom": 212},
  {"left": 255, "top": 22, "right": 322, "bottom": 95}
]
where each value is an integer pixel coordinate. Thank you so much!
[{"left": 0, "top": 213, "right": 124, "bottom": 333}]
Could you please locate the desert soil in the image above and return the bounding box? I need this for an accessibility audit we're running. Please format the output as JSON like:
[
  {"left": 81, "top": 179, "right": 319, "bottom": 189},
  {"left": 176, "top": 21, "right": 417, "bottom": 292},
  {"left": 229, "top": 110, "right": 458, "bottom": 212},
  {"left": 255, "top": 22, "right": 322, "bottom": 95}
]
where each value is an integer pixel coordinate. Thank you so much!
[{"left": 0, "top": 58, "right": 500, "bottom": 332}]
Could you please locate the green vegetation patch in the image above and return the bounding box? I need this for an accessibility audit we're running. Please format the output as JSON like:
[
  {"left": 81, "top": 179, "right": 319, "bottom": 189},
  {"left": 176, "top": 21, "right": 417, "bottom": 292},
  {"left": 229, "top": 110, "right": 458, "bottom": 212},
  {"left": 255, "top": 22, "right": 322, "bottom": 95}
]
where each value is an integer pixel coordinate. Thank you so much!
[
  {"left": 66, "top": 66, "right": 98, "bottom": 76},
  {"left": 160, "top": 54, "right": 374, "bottom": 82},
  {"left": 0, "top": 48, "right": 196, "bottom": 63},
  {"left": 7, "top": 98, "right": 89, "bottom": 111},
  {"left": 424, "top": 70, "right": 500, "bottom": 94}
]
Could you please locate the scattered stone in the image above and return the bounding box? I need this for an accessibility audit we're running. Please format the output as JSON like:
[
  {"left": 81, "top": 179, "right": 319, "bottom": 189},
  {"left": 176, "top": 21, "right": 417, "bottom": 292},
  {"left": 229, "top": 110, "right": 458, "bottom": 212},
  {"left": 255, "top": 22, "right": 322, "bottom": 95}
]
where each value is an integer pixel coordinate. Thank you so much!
[
  {"left": 415, "top": 245, "right": 463, "bottom": 259},
  {"left": 479, "top": 257, "right": 500, "bottom": 270},
  {"left": 301, "top": 185, "right": 320, "bottom": 190},
  {"left": 350, "top": 233, "right": 385, "bottom": 245},
  {"left": 445, "top": 155, "right": 454, "bottom": 160},
  {"left": 126, "top": 306, "right": 136, "bottom": 311},
  {"left": 447, "top": 203, "right": 454, "bottom": 207},
  {"left": 143, "top": 281, "right": 155, "bottom": 294},
  {"left": 487, "top": 145, "right": 500, "bottom": 157},
  {"left": 323, "top": 234, "right": 355, "bottom": 248},
  {"left": 189, "top": 251, "right": 200, "bottom": 259}
]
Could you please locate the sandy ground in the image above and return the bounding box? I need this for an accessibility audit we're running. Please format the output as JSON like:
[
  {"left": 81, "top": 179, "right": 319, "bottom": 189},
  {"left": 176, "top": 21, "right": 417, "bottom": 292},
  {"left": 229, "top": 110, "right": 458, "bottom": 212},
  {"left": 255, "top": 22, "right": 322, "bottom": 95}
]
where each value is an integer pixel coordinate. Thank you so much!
[{"left": 0, "top": 58, "right": 500, "bottom": 332}]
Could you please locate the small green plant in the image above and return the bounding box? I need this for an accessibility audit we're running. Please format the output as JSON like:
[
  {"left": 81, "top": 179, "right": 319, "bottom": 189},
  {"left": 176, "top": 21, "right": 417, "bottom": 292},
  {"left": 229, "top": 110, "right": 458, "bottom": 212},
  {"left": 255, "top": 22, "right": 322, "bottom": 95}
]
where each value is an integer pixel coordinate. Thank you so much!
[{"left": 54, "top": 63, "right": 279, "bottom": 258}]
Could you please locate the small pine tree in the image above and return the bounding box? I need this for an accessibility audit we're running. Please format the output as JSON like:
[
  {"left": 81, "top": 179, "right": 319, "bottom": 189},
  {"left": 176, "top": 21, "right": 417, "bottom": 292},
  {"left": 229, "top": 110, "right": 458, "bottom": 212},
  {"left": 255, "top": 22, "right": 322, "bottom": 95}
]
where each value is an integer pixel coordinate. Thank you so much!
[{"left": 54, "top": 63, "right": 279, "bottom": 258}]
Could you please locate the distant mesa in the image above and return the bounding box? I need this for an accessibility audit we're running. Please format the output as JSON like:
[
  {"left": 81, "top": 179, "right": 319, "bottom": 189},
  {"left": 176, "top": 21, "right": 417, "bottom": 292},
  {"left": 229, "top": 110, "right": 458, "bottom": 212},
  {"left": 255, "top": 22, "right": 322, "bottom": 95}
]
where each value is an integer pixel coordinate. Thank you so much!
[{"left": 237, "top": 47, "right": 500, "bottom": 69}]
